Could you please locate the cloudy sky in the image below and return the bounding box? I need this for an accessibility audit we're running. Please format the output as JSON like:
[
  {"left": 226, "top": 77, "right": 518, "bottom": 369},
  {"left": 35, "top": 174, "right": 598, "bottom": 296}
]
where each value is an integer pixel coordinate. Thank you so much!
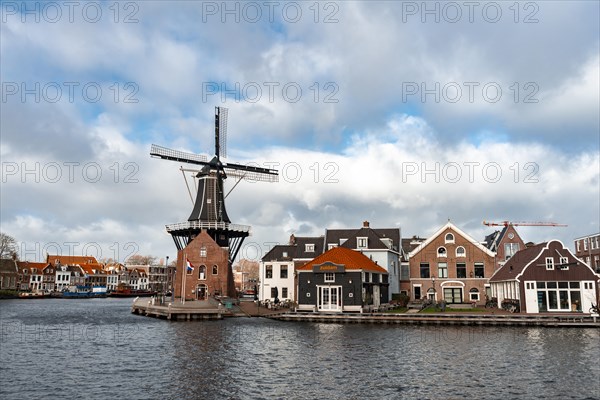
[{"left": 1, "top": 1, "right": 598, "bottom": 263}]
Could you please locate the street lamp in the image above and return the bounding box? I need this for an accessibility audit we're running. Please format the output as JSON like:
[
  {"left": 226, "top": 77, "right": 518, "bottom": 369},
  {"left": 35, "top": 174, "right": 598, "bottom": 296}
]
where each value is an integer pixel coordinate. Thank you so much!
[{"left": 431, "top": 275, "right": 436, "bottom": 301}]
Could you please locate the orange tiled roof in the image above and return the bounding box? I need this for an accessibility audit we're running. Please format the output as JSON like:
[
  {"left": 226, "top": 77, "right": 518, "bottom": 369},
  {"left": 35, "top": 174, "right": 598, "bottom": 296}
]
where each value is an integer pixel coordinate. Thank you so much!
[
  {"left": 297, "top": 247, "right": 388, "bottom": 273},
  {"left": 16, "top": 261, "right": 49, "bottom": 273},
  {"left": 47, "top": 254, "right": 100, "bottom": 266}
]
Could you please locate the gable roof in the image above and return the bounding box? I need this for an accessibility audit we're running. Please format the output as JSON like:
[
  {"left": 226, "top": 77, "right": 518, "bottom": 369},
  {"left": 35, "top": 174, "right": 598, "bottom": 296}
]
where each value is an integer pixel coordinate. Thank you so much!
[
  {"left": 46, "top": 255, "right": 103, "bottom": 271},
  {"left": 325, "top": 226, "right": 400, "bottom": 252},
  {"left": 16, "top": 261, "right": 50, "bottom": 273},
  {"left": 489, "top": 240, "right": 599, "bottom": 282},
  {"left": 261, "top": 245, "right": 296, "bottom": 262},
  {"left": 409, "top": 221, "right": 496, "bottom": 258},
  {"left": 484, "top": 226, "right": 508, "bottom": 251},
  {"left": 294, "top": 236, "right": 325, "bottom": 259},
  {"left": 297, "top": 247, "right": 388, "bottom": 274}
]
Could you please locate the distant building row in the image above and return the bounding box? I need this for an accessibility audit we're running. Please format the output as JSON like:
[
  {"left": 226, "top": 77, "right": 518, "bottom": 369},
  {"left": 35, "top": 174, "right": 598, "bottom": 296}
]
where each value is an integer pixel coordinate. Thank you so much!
[
  {"left": 257, "top": 221, "right": 600, "bottom": 314},
  {"left": 0, "top": 254, "right": 175, "bottom": 293}
]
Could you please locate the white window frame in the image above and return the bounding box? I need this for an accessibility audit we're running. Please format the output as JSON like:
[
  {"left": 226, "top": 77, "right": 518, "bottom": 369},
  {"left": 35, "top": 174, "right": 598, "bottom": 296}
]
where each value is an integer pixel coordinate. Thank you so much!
[
  {"left": 455, "top": 246, "right": 466, "bottom": 257},
  {"left": 324, "top": 273, "right": 335, "bottom": 283},
  {"left": 545, "top": 257, "right": 554, "bottom": 270},
  {"left": 357, "top": 237, "right": 368, "bottom": 249},
  {"left": 559, "top": 257, "right": 569, "bottom": 270},
  {"left": 437, "top": 247, "right": 447, "bottom": 257},
  {"left": 305, "top": 244, "right": 315, "bottom": 252},
  {"left": 445, "top": 233, "right": 455, "bottom": 244}
]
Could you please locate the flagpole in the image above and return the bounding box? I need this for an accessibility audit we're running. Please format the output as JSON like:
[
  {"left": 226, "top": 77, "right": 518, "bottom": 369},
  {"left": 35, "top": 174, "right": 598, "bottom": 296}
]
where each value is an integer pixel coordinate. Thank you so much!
[{"left": 182, "top": 251, "right": 186, "bottom": 304}]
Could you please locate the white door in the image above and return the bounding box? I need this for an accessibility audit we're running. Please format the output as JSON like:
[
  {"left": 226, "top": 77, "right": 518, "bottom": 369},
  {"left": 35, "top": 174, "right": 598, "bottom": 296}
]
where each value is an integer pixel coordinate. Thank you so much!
[{"left": 318, "top": 286, "right": 342, "bottom": 311}]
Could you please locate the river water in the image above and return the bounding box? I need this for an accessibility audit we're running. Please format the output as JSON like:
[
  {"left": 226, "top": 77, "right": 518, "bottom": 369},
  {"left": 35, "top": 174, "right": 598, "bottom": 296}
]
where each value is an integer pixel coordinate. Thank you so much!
[{"left": 0, "top": 298, "right": 598, "bottom": 399}]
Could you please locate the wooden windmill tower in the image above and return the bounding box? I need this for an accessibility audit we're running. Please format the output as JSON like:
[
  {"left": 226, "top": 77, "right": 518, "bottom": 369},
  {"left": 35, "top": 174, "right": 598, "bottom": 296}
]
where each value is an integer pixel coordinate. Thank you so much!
[{"left": 151, "top": 107, "right": 278, "bottom": 299}]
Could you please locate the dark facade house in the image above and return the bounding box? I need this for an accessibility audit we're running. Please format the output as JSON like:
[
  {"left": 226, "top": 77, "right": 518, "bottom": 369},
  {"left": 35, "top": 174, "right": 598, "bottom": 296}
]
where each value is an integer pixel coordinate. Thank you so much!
[
  {"left": 484, "top": 224, "right": 526, "bottom": 270},
  {"left": 574, "top": 233, "right": 600, "bottom": 272},
  {"left": 0, "top": 258, "right": 19, "bottom": 290},
  {"left": 489, "top": 240, "right": 600, "bottom": 313},
  {"left": 297, "top": 246, "right": 389, "bottom": 312}
]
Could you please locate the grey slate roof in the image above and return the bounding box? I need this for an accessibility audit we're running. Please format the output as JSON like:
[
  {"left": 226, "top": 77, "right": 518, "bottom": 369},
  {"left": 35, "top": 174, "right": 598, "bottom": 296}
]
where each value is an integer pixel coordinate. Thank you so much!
[
  {"left": 325, "top": 227, "right": 400, "bottom": 252},
  {"left": 484, "top": 226, "right": 508, "bottom": 251}
]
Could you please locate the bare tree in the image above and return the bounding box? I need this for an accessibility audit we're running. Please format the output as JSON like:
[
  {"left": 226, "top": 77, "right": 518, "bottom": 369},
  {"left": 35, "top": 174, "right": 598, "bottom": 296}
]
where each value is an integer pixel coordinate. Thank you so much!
[
  {"left": 0, "top": 233, "right": 18, "bottom": 260},
  {"left": 125, "top": 254, "right": 157, "bottom": 265}
]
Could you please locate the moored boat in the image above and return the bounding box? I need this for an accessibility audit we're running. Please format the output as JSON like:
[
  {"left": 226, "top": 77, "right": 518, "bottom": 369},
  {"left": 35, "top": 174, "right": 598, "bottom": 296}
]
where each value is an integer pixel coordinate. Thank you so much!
[
  {"left": 108, "top": 284, "right": 156, "bottom": 297},
  {"left": 18, "top": 291, "right": 49, "bottom": 299}
]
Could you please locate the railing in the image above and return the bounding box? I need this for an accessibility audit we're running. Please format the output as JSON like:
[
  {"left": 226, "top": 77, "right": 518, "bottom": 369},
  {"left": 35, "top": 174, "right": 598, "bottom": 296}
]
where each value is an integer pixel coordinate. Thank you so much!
[{"left": 165, "top": 221, "right": 251, "bottom": 233}]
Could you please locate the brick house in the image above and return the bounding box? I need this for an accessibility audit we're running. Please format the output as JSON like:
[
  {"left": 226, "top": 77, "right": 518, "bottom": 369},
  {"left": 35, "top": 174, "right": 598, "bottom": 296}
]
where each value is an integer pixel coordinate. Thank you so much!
[
  {"left": 297, "top": 246, "right": 389, "bottom": 312},
  {"left": 489, "top": 240, "right": 600, "bottom": 313},
  {"left": 0, "top": 258, "right": 19, "bottom": 290},
  {"left": 484, "top": 224, "right": 526, "bottom": 270},
  {"left": 402, "top": 221, "right": 496, "bottom": 304},
  {"left": 174, "top": 230, "right": 229, "bottom": 301},
  {"left": 16, "top": 261, "right": 49, "bottom": 292},
  {"left": 574, "top": 233, "right": 600, "bottom": 272}
]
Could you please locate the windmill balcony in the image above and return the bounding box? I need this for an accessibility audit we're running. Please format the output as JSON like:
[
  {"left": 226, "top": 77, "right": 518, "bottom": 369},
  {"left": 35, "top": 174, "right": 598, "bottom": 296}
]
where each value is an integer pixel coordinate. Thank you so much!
[{"left": 165, "top": 221, "right": 251, "bottom": 234}]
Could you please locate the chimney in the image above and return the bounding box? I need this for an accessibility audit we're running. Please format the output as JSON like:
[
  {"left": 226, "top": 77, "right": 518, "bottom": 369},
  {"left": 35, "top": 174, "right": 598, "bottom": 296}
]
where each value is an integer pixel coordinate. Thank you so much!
[
  {"left": 363, "top": 220, "right": 370, "bottom": 228},
  {"left": 289, "top": 234, "right": 296, "bottom": 245}
]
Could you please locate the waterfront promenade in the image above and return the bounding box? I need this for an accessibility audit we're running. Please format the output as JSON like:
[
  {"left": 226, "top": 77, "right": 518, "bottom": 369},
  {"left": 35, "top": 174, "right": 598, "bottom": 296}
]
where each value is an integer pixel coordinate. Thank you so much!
[{"left": 131, "top": 297, "right": 600, "bottom": 327}]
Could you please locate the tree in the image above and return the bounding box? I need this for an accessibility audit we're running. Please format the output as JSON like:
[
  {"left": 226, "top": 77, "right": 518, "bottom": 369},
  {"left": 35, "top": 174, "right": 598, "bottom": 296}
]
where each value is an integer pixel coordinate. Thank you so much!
[
  {"left": 125, "top": 254, "right": 157, "bottom": 265},
  {"left": 0, "top": 233, "right": 18, "bottom": 260}
]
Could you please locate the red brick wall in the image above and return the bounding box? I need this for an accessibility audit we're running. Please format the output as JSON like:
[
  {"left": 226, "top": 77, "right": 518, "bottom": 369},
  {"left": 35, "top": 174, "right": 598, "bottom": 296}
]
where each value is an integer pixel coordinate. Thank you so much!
[
  {"left": 403, "top": 226, "right": 496, "bottom": 303},
  {"left": 174, "top": 230, "right": 230, "bottom": 301}
]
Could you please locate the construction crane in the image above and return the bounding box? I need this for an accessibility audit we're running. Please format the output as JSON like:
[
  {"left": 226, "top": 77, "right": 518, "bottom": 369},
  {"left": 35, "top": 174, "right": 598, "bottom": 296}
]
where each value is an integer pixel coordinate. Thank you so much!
[{"left": 482, "top": 220, "right": 568, "bottom": 227}]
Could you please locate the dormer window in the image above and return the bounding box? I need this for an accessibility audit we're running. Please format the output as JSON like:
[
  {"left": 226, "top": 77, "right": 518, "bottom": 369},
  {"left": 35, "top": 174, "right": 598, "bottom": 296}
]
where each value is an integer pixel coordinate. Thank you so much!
[
  {"left": 305, "top": 244, "right": 315, "bottom": 252},
  {"left": 282, "top": 252, "right": 288, "bottom": 258},
  {"left": 357, "top": 237, "right": 368, "bottom": 249},
  {"left": 445, "top": 233, "right": 455, "bottom": 244},
  {"left": 437, "top": 247, "right": 447, "bottom": 257},
  {"left": 559, "top": 257, "right": 569, "bottom": 270},
  {"left": 456, "top": 247, "right": 466, "bottom": 257}
]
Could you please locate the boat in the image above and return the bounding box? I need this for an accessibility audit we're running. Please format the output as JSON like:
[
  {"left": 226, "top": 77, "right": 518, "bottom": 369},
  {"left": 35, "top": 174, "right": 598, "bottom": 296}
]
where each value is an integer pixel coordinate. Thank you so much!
[
  {"left": 108, "top": 284, "right": 156, "bottom": 298},
  {"left": 63, "top": 285, "right": 107, "bottom": 298},
  {"left": 18, "top": 291, "right": 49, "bottom": 299}
]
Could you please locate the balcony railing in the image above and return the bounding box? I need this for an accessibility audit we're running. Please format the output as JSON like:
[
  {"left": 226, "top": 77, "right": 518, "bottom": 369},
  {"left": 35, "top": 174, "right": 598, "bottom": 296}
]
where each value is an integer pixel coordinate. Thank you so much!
[{"left": 165, "top": 221, "right": 251, "bottom": 233}]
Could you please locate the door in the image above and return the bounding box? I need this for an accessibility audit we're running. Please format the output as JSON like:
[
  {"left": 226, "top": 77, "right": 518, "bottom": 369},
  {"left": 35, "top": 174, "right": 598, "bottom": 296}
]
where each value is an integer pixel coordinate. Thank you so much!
[
  {"left": 318, "top": 286, "right": 342, "bottom": 311},
  {"left": 444, "top": 288, "right": 463, "bottom": 304},
  {"left": 414, "top": 286, "right": 421, "bottom": 301},
  {"left": 197, "top": 284, "right": 207, "bottom": 300}
]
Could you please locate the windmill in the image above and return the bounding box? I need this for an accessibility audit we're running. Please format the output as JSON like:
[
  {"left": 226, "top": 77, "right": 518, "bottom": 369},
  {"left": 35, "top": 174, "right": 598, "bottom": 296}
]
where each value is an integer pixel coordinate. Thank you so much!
[{"left": 151, "top": 107, "right": 278, "bottom": 297}]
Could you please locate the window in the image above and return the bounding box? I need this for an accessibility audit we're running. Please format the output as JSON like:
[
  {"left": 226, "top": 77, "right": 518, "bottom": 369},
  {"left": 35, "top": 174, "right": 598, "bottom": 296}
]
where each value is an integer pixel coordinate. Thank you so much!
[
  {"left": 282, "top": 252, "right": 288, "bottom": 258},
  {"left": 559, "top": 257, "right": 569, "bottom": 270},
  {"left": 282, "top": 287, "right": 288, "bottom": 298},
  {"left": 265, "top": 265, "right": 273, "bottom": 279},
  {"left": 469, "top": 288, "right": 480, "bottom": 301},
  {"left": 545, "top": 257, "right": 554, "bottom": 270},
  {"left": 325, "top": 273, "right": 335, "bottom": 282},
  {"left": 456, "top": 263, "right": 466, "bottom": 279},
  {"left": 199, "top": 265, "right": 206, "bottom": 280},
  {"left": 200, "top": 246, "right": 207, "bottom": 257},
  {"left": 212, "top": 265, "right": 218, "bottom": 275},
  {"left": 280, "top": 265, "right": 288, "bottom": 279},
  {"left": 305, "top": 244, "right": 315, "bottom": 252},
  {"left": 504, "top": 243, "right": 520, "bottom": 260},
  {"left": 437, "top": 247, "right": 447, "bottom": 257},
  {"left": 327, "top": 244, "right": 336, "bottom": 250},
  {"left": 576, "top": 240, "right": 581, "bottom": 251},
  {"left": 474, "top": 263, "right": 484, "bottom": 278},
  {"left": 438, "top": 263, "right": 448, "bottom": 278},
  {"left": 445, "top": 233, "right": 454, "bottom": 243},
  {"left": 584, "top": 240, "right": 588, "bottom": 250},
  {"left": 456, "top": 247, "right": 466, "bottom": 257},
  {"left": 357, "top": 237, "right": 368, "bottom": 249},
  {"left": 420, "top": 263, "right": 430, "bottom": 278}
]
